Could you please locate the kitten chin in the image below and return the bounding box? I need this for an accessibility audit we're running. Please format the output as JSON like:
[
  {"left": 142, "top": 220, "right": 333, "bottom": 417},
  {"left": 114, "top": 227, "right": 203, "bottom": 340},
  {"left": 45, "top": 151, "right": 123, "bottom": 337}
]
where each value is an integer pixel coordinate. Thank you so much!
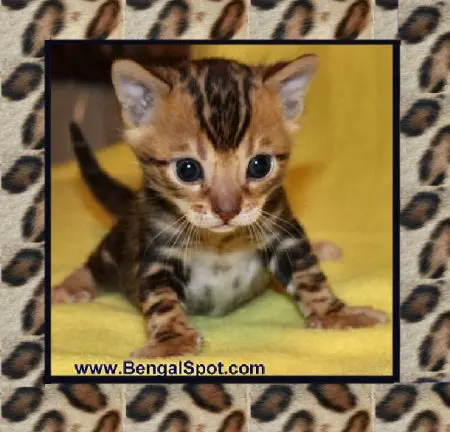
[{"left": 208, "top": 225, "right": 237, "bottom": 233}]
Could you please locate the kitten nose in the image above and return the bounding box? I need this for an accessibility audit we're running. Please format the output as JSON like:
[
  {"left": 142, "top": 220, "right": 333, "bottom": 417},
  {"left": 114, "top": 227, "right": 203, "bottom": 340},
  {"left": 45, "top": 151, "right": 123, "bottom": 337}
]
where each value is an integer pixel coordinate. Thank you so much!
[{"left": 216, "top": 210, "right": 239, "bottom": 223}]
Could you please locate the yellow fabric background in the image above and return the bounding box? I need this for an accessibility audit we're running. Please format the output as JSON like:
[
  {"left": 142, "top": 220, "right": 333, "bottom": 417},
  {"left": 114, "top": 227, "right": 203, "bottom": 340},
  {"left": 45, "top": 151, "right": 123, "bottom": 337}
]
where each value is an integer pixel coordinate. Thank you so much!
[{"left": 51, "top": 45, "right": 393, "bottom": 376}]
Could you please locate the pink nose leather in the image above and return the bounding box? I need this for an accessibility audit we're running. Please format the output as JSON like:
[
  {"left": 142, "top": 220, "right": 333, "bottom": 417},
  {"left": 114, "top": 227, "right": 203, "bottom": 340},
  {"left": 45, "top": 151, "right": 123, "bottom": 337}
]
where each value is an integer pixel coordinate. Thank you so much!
[{"left": 216, "top": 210, "right": 238, "bottom": 223}]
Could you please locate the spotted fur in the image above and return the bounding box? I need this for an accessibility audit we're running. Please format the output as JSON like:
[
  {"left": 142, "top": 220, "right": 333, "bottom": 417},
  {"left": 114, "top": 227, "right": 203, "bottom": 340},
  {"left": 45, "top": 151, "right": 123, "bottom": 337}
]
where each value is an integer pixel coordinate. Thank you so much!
[
  {"left": 432, "top": 383, "right": 450, "bottom": 406},
  {"left": 283, "top": 410, "right": 315, "bottom": 432},
  {"left": 147, "top": 0, "right": 189, "bottom": 39},
  {"left": 375, "top": 385, "right": 418, "bottom": 422},
  {"left": 343, "top": 410, "right": 370, "bottom": 432},
  {"left": 251, "top": 0, "right": 374, "bottom": 39},
  {"left": 2, "top": 340, "right": 43, "bottom": 380},
  {"left": 401, "top": 93, "right": 450, "bottom": 379},
  {"left": 126, "top": 385, "right": 169, "bottom": 422},
  {"left": 251, "top": 385, "right": 293, "bottom": 422},
  {"left": 22, "top": 186, "right": 45, "bottom": 243},
  {"left": 375, "top": 385, "right": 449, "bottom": 432},
  {"left": 418, "top": 218, "right": 450, "bottom": 279},
  {"left": 93, "top": 410, "right": 122, "bottom": 432},
  {"left": 251, "top": 385, "right": 373, "bottom": 432},
  {"left": 419, "top": 311, "right": 450, "bottom": 372},
  {"left": 1, "top": 4, "right": 125, "bottom": 431},
  {"left": 125, "top": 384, "right": 247, "bottom": 431},
  {"left": 334, "top": 0, "right": 371, "bottom": 40},
  {"left": 2, "top": 155, "right": 43, "bottom": 194},
  {"left": 271, "top": 0, "right": 315, "bottom": 40},
  {"left": 398, "top": 6, "right": 441, "bottom": 44},
  {"left": 22, "top": 279, "right": 45, "bottom": 335},
  {"left": 2, "top": 63, "right": 43, "bottom": 101},
  {"left": 86, "top": 0, "right": 121, "bottom": 39},
  {"left": 22, "top": 0, "right": 65, "bottom": 58},
  {"left": 401, "top": 284, "right": 441, "bottom": 323},
  {"left": 400, "top": 191, "right": 441, "bottom": 229},
  {"left": 218, "top": 410, "right": 246, "bottom": 432},
  {"left": 400, "top": 98, "right": 441, "bottom": 137},
  {"left": 1, "top": 385, "right": 123, "bottom": 430},
  {"left": 210, "top": 0, "right": 246, "bottom": 40},
  {"left": 419, "top": 126, "right": 450, "bottom": 186},
  {"left": 183, "top": 384, "right": 232, "bottom": 413},
  {"left": 307, "top": 384, "right": 357, "bottom": 413},
  {"left": 419, "top": 32, "right": 450, "bottom": 93},
  {"left": 5, "top": 0, "right": 123, "bottom": 49},
  {"left": 158, "top": 410, "right": 190, "bottom": 432},
  {"left": 2, "top": 387, "right": 44, "bottom": 422},
  {"left": 3, "top": 247, "right": 43, "bottom": 287},
  {"left": 22, "top": 93, "right": 45, "bottom": 150},
  {"left": 129, "top": 0, "right": 247, "bottom": 39},
  {"left": 32, "top": 410, "right": 66, "bottom": 432},
  {"left": 408, "top": 410, "right": 440, "bottom": 432},
  {"left": 399, "top": 1, "right": 450, "bottom": 93},
  {"left": 57, "top": 384, "right": 108, "bottom": 413}
]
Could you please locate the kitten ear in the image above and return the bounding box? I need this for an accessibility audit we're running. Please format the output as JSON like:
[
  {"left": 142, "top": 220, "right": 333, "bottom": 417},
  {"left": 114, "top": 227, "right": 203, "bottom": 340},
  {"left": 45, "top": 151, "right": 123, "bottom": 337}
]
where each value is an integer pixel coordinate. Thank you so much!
[
  {"left": 263, "top": 55, "right": 319, "bottom": 123},
  {"left": 111, "top": 59, "right": 171, "bottom": 128}
]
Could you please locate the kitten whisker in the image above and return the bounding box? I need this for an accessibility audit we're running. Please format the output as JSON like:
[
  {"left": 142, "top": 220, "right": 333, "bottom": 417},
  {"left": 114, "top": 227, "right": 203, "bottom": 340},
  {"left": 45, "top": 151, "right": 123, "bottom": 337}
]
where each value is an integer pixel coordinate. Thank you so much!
[
  {"left": 259, "top": 215, "right": 295, "bottom": 271},
  {"left": 261, "top": 210, "right": 304, "bottom": 236},
  {"left": 254, "top": 218, "right": 274, "bottom": 263},
  {"left": 160, "top": 217, "right": 190, "bottom": 268}
]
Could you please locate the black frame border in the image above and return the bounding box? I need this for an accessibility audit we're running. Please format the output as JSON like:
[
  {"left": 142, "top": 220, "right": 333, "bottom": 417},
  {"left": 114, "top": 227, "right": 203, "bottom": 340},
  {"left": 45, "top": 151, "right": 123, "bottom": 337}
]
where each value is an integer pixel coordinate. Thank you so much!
[{"left": 44, "top": 39, "right": 400, "bottom": 384}]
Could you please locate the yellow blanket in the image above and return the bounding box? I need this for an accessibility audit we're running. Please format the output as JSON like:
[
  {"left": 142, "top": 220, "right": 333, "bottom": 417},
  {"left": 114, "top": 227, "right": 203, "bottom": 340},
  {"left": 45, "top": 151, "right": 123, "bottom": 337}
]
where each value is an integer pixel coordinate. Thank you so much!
[{"left": 51, "top": 45, "right": 393, "bottom": 376}]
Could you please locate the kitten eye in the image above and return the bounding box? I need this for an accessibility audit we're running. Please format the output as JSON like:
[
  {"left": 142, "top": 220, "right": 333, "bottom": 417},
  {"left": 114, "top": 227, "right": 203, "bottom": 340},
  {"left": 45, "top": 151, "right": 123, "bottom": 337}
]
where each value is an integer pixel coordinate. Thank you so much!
[
  {"left": 247, "top": 154, "right": 273, "bottom": 180},
  {"left": 175, "top": 158, "right": 204, "bottom": 183}
]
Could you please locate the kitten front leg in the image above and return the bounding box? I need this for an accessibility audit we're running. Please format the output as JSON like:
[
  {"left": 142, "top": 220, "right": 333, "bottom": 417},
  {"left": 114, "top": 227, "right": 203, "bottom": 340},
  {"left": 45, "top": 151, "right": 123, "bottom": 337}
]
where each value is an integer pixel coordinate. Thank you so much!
[
  {"left": 132, "top": 264, "right": 203, "bottom": 358},
  {"left": 264, "top": 220, "right": 388, "bottom": 329}
]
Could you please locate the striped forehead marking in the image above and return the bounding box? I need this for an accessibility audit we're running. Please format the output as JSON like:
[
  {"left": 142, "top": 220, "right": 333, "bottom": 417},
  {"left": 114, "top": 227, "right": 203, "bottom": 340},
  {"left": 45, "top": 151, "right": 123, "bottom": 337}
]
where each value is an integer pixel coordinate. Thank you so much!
[{"left": 184, "top": 60, "right": 253, "bottom": 151}]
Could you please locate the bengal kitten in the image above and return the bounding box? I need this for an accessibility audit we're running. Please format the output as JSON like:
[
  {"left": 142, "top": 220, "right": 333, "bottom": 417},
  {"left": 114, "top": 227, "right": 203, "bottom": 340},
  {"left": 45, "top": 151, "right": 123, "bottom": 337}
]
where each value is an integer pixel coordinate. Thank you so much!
[{"left": 52, "top": 55, "right": 387, "bottom": 358}]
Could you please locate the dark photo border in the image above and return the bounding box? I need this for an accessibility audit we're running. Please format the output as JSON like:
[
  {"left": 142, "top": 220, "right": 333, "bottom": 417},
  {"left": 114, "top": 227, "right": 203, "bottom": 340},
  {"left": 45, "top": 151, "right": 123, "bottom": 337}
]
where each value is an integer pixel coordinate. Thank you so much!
[{"left": 44, "top": 39, "right": 400, "bottom": 384}]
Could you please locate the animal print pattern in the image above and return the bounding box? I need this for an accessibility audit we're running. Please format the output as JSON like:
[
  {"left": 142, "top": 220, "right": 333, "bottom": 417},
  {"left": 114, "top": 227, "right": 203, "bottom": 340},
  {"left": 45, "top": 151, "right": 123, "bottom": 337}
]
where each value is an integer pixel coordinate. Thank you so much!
[
  {"left": 1, "top": 1, "right": 449, "bottom": 431},
  {"left": 1, "top": 336, "right": 45, "bottom": 391},
  {"left": 400, "top": 93, "right": 450, "bottom": 381},
  {"left": 374, "top": 384, "right": 450, "bottom": 431},
  {"left": 250, "top": 384, "right": 372, "bottom": 431},
  {"left": 250, "top": 0, "right": 381, "bottom": 39},
  {"left": 2, "top": 0, "right": 124, "bottom": 57},
  {"left": 1, "top": 0, "right": 125, "bottom": 341},
  {"left": 125, "top": 0, "right": 249, "bottom": 39},
  {"left": 1, "top": 2, "right": 123, "bottom": 424},
  {"left": 125, "top": 384, "right": 247, "bottom": 431},
  {"left": 399, "top": 0, "right": 450, "bottom": 94},
  {"left": 1, "top": 383, "right": 124, "bottom": 431},
  {"left": 2, "top": 382, "right": 450, "bottom": 430}
]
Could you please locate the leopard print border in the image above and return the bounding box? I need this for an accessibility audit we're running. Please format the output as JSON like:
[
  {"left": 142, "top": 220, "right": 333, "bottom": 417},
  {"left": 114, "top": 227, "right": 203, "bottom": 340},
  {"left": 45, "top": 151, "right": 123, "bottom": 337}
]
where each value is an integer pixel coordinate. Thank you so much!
[{"left": 1, "top": 0, "right": 450, "bottom": 431}]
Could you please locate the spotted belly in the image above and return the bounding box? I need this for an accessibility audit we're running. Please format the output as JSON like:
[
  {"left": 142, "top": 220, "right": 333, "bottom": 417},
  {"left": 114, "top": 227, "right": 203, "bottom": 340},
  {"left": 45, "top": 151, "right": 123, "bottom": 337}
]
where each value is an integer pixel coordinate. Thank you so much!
[{"left": 185, "top": 249, "right": 271, "bottom": 316}]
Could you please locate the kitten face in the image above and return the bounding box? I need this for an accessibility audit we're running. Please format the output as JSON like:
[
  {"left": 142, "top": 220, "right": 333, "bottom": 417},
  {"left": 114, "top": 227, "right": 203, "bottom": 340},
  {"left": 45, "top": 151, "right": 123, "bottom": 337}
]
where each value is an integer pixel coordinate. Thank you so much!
[{"left": 112, "top": 57, "right": 318, "bottom": 232}]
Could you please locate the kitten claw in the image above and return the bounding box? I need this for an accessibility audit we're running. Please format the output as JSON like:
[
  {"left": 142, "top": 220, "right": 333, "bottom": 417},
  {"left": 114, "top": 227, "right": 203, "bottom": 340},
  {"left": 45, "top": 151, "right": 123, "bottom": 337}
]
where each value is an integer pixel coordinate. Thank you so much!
[
  {"left": 308, "top": 306, "right": 388, "bottom": 330},
  {"left": 51, "top": 267, "right": 96, "bottom": 304},
  {"left": 52, "top": 285, "right": 94, "bottom": 304}
]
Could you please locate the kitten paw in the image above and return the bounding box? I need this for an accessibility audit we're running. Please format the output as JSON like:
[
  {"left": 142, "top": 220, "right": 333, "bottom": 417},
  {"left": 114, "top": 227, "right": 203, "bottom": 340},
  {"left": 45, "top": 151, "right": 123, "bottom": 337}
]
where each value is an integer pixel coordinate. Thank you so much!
[
  {"left": 131, "top": 328, "right": 203, "bottom": 358},
  {"left": 52, "top": 285, "right": 94, "bottom": 304},
  {"left": 312, "top": 241, "right": 342, "bottom": 261},
  {"left": 308, "top": 306, "right": 388, "bottom": 330},
  {"left": 51, "top": 268, "right": 96, "bottom": 304}
]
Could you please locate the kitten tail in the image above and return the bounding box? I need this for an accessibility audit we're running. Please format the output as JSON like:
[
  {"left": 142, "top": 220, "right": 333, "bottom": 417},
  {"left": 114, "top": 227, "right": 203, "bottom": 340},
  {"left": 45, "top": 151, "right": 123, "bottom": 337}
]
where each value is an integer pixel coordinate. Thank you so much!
[{"left": 70, "top": 92, "right": 134, "bottom": 217}]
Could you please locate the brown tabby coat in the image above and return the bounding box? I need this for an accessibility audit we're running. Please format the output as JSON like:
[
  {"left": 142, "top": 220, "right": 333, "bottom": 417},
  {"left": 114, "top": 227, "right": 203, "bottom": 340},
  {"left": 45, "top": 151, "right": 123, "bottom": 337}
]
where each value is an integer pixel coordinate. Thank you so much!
[{"left": 52, "top": 56, "right": 387, "bottom": 358}]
